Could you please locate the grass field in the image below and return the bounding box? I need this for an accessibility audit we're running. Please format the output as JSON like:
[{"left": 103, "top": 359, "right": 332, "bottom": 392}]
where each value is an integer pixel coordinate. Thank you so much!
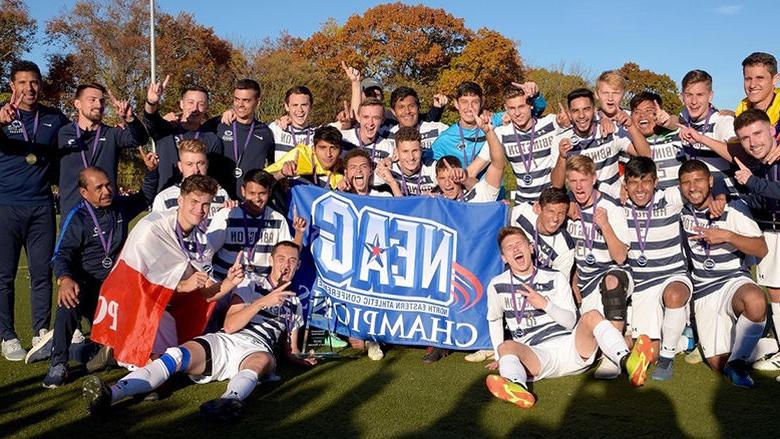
[{"left": 2, "top": 244, "right": 780, "bottom": 438}]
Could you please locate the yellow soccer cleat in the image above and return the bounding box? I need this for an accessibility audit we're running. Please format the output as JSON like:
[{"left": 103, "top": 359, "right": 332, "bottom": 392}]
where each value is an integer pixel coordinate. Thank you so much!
[
  {"left": 626, "top": 334, "right": 656, "bottom": 387},
  {"left": 485, "top": 375, "right": 536, "bottom": 409}
]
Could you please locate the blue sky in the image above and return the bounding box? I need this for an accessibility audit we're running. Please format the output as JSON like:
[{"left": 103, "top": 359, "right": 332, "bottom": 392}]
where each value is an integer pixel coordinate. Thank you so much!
[{"left": 23, "top": 0, "right": 774, "bottom": 109}]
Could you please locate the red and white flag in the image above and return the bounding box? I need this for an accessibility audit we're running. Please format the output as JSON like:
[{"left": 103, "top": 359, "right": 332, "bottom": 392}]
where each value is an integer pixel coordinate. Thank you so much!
[{"left": 92, "top": 210, "right": 215, "bottom": 367}]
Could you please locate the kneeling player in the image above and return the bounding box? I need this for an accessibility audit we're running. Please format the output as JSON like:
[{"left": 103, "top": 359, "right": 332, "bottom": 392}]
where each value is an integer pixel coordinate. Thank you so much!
[
  {"left": 82, "top": 241, "right": 315, "bottom": 419},
  {"left": 485, "top": 227, "right": 654, "bottom": 408},
  {"left": 679, "top": 160, "right": 768, "bottom": 388}
]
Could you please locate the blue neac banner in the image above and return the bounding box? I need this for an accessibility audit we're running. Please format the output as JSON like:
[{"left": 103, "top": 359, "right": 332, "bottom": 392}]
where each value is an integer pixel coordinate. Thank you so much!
[{"left": 290, "top": 185, "right": 506, "bottom": 351}]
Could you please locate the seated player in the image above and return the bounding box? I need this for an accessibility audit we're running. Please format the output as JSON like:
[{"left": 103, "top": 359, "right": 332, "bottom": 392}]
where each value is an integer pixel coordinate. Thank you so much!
[
  {"left": 564, "top": 155, "right": 633, "bottom": 379},
  {"left": 485, "top": 227, "right": 654, "bottom": 409},
  {"left": 152, "top": 139, "right": 231, "bottom": 224},
  {"left": 82, "top": 241, "right": 315, "bottom": 419},
  {"left": 679, "top": 159, "right": 768, "bottom": 388},
  {"left": 511, "top": 187, "right": 575, "bottom": 275}
]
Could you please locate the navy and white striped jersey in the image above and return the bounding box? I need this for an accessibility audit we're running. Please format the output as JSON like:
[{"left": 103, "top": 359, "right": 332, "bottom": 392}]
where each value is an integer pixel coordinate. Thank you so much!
[
  {"left": 206, "top": 205, "right": 292, "bottom": 281},
  {"left": 680, "top": 200, "right": 762, "bottom": 300},
  {"left": 388, "top": 162, "right": 437, "bottom": 196},
  {"left": 487, "top": 115, "right": 560, "bottom": 204},
  {"left": 463, "top": 179, "right": 500, "bottom": 203},
  {"left": 679, "top": 110, "right": 737, "bottom": 194},
  {"left": 623, "top": 188, "right": 689, "bottom": 293},
  {"left": 566, "top": 191, "right": 630, "bottom": 299},
  {"left": 340, "top": 127, "right": 395, "bottom": 164},
  {"left": 487, "top": 267, "right": 576, "bottom": 346},
  {"left": 387, "top": 121, "right": 449, "bottom": 161},
  {"left": 511, "top": 201, "right": 575, "bottom": 275},
  {"left": 151, "top": 183, "right": 230, "bottom": 222},
  {"left": 269, "top": 122, "right": 317, "bottom": 163},
  {"left": 232, "top": 276, "right": 303, "bottom": 351},
  {"left": 554, "top": 121, "right": 632, "bottom": 187},
  {"left": 648, "top": 130, "right": 685, "bottom": 191}
]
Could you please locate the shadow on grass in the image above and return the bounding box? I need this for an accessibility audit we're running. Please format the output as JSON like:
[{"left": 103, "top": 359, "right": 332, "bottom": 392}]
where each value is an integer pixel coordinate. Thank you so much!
[{"left": 713, "top": 370, "right": 778, "bottom": 439}]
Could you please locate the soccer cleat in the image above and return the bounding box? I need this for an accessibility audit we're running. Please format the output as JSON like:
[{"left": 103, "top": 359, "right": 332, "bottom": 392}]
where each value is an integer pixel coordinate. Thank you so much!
[
  {"left": 723, "top": 360, "right": 754, "bottom": 389},
  {"left": 326, "top": 334, "right": 348, "bottom": 349},
  {"left": 753, "top": 351, "right": 780, "bottom": 371},
  {"left": 465, "top": 350, "right": 495, "bottom": 363},
  {"left": 82, "top": 375, "right": 112, "bottom": 415},
  {"left": 86, "top": 345, "right": 116, "bottom": 373},
  {"left": 485, "top": 375, "right": 535, "bottom": 409},
  {"left": 594, "top": 357, "right": 621, "bottom": 380},
  {"left": 26, "top": 329, "right": 54, "bottom": 364},
  {"left": 366, "top": 341, "right": 384, "bottom": 361},
  {"left": 2, "top": 338, "right": 27, "bottom": 361},
  {"left": 43, "top": 363, "right": 69, "bottom": 389},
  {"left": 651, "top": 357, "right": 674, "bottom": 382},
  {"left": 422, "top": 347, "right": 450, "bottom": 364},
  {"left": 200, "top": 398, "right": 244, "bottom": 421},
  {"left": 626, "top": 334, "right": 655, "bottom": 387}
]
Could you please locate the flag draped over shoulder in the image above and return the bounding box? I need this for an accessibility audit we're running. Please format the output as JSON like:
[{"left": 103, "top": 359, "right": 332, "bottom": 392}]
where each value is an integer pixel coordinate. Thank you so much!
[{"left": 91, "top": 210, "right": 214, "bottom": 366}]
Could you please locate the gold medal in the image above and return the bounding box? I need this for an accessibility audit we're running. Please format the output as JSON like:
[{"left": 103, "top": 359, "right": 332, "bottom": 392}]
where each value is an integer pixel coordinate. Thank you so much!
[{"left": 25, "top": 153, "right": 37, "bottom": 165}]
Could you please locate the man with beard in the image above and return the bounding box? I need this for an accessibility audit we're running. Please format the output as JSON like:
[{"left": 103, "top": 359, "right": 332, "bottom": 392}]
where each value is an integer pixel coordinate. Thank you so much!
[
  {"left": 678, "top": 159, "right": 767, "bottom": 388},
  {"left": 0, "top": 61, "right": 70, "bottom": 361},
  {"left": 57, "top": 83, "right": 148, "bottom": 216},
  {"left": 143, "top": 76, "right": 223, "bottom": 192}
]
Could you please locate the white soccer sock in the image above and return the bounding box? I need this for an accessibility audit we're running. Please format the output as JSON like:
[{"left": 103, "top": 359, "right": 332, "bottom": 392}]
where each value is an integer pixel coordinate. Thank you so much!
[
  {"left": 771, "top": 302, "right": 780, "bottom": 341},
  {"left": 660, "top": 307, "right": 687, "bottom": 359},
  {"left": 729, "top": 315, "right": 766, "bottom": 363},
  {"left": 221, "top": 369, "right": 259, "bottom": 401},
  {"left": 498, "top": 355, "right": 527, "bottom": 386},
  {"left": 593, "top": 320, "right": 630, "bottom": 365},
  {"left": 110, "top": 359, "right": 171, "bottom": 403}
]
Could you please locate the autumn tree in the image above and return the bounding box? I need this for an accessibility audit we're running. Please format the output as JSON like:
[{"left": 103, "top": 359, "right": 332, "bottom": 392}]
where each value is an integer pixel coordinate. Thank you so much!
[
  {"left": 527, "top": 65, "right": 591, "bottom": 115},
  {"left": 0, "top": 0, "right": 36, "bottom": 82},
  {"left": 436, "top": 28, "right": 525, "bottom": 114},
  {"left": 618, "top": 62, "right": 683, "bottom": 115}
]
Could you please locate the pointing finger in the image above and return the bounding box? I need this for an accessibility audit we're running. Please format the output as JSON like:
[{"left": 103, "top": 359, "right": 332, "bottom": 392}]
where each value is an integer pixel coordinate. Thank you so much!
[
  {"left": 161, "top": 74, "right": 170, "bottom": 89},
  {"left": 234, "top": 250, "right": 244, "bottom": 266},
  {"left": 734, "top": 156, "right": 748, "bottom": 171}
]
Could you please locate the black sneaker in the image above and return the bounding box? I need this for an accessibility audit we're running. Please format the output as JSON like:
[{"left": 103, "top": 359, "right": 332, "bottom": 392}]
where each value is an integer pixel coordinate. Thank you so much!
[
  {"left": 82, "top": 375, "right": 112, "bottom": 415},
  {"left": 86, "top": 345, "right": 116, "bottom": 373},
  {"left": 422, "top": 347, "right": 450, "bottom": 364},
  {"left": 200, "top": 398, "right": 244, "bottom": 421},
  {"left": 42, "top": 363, "right": 69, "bottom": 388}
]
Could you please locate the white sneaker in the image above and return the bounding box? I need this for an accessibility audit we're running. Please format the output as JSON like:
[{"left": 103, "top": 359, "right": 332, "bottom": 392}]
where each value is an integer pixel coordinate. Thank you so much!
[
  {"left": 2, "top": 338, "right": 27, "bottom": 361},
  {"left": 31, "top": 328, "right": 48, "bottom": 348},
  {"left": 71, "top": 328, "right": 86, "bottom": 344},
  {"left": 594, "top": 357, "right": 620, "bottom": 379},
  {"left": 464, "top": 350, "right": 495, "bottom": 362},
  {"left": 366, "top": 341, "right": 384, "bottom": 361},
  {"left": 753, "top": 351, "right": 780, "bottom": 371}
]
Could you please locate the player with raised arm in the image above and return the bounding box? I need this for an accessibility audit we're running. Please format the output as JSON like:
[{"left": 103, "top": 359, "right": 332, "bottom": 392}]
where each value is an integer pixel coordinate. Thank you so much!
[{"left": 484, "top": 227, "right": 654, "bottom": 409}]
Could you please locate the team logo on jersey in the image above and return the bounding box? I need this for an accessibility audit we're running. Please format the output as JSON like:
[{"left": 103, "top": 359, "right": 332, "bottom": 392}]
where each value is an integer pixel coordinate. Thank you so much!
[{"left": 222, "top": 130, "right": 233, "bottom": 141}]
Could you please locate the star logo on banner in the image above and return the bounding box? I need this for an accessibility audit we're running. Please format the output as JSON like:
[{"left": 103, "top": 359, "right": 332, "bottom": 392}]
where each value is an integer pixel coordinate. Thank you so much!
[{"left": 364, "top": 235, "right": 386, "bottom": 267}]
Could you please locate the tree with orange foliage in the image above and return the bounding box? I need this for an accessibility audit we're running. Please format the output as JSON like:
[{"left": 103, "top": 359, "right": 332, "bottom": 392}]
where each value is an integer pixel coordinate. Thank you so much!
[{"left": 618, "top": 62, "right": 683, "bottom": 115}]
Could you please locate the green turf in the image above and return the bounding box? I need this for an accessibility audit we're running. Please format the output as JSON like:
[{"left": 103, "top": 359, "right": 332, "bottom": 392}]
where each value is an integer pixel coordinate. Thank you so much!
[{"left": 2, "top": 234, "right": 779, "bottom": 438}]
